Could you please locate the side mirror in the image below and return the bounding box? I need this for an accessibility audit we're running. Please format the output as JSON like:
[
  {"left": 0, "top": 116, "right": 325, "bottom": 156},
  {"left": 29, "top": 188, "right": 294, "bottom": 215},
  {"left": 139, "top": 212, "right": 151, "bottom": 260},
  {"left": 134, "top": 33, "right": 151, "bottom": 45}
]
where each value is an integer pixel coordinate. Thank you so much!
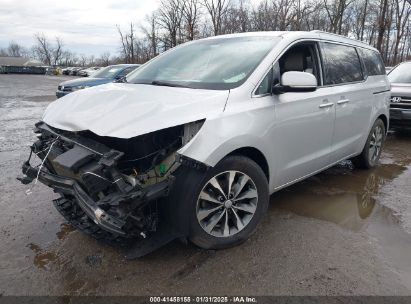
[{"left": 273, "top": 71, "right": 317, "bottom": 94}]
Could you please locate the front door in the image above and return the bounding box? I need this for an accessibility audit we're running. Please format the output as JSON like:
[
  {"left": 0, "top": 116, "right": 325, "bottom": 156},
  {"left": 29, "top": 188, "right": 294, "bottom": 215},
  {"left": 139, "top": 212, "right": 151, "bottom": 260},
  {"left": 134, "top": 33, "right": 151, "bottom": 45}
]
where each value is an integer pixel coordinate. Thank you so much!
[
  {"left": 274, "top": 89, "right": 335, "bottom": 187},
  {"left": 271, "top": 41, "right": 336, "bottom": 188}
]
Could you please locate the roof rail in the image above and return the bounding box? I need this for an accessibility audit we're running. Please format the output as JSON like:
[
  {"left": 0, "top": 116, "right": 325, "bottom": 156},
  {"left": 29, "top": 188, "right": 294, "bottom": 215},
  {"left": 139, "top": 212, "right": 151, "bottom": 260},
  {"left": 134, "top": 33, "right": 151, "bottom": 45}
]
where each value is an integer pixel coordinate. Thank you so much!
[{"left": 310, "top": 30, "right": 370, "bottom": 46}]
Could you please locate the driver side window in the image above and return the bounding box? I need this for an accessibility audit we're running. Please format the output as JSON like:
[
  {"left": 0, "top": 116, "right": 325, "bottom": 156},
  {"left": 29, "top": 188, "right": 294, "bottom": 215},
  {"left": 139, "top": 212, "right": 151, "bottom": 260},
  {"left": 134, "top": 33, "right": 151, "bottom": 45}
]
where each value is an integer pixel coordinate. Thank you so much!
[{"left": 254, "top": 41, "right": 320, "bottom": 96}]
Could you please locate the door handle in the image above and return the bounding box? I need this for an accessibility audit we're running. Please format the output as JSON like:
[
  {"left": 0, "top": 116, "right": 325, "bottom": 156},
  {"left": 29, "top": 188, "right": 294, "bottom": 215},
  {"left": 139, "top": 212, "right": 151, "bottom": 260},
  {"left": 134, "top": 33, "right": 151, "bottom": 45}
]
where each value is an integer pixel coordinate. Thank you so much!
[
  {"left": 337, "top": 99, "right": 350, "bottom": 105},
  {"left": 319, "top": 102, "right": 334, "bottom": 109}
]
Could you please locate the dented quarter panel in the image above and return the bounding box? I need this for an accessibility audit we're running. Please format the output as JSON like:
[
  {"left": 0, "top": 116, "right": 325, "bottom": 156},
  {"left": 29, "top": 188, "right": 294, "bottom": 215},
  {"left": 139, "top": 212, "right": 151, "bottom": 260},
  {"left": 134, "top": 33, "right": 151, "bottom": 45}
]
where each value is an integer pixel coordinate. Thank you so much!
[{"left": 42, "top": 82, "right": 230, "bottom": 138}]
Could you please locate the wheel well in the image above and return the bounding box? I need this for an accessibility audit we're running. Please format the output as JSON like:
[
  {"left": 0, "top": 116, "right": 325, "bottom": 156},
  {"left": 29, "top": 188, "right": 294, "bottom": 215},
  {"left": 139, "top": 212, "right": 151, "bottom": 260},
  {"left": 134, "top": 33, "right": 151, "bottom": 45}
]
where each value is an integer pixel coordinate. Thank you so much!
[
  {"left": 378, "top": 114, "right": 388, "bottom": 133},
  {"left": 227, "top": 147, "right": 270, "bottom": 181}
]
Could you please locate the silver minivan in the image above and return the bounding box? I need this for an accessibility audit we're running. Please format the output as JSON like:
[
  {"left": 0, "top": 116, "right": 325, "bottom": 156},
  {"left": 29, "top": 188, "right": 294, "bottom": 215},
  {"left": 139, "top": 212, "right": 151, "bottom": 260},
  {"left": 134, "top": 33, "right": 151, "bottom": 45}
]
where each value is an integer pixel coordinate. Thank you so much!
[{"left": 20, "top": 31, "right": 390, "bottom": 255}]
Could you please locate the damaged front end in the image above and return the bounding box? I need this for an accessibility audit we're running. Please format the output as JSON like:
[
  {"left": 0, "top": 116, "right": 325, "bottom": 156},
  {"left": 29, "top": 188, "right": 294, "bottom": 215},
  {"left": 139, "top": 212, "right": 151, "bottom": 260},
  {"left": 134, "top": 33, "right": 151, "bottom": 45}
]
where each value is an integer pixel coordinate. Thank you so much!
[{"left": 19, "top": 120, "right": 204, "bottom": 254}]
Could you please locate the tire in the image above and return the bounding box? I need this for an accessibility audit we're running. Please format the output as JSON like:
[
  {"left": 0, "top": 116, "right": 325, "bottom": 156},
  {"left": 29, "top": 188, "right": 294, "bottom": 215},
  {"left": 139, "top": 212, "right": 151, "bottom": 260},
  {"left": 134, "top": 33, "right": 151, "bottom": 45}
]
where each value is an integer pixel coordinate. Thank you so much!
[
  {"left": 171, "top": 155, "right": 269, "bottom": 250},
  {"left": 352, "top": 118, "right": 386, "bottom": 169},
  {"left": 53, "top": 195, "right": 130, "bottom": 246}
]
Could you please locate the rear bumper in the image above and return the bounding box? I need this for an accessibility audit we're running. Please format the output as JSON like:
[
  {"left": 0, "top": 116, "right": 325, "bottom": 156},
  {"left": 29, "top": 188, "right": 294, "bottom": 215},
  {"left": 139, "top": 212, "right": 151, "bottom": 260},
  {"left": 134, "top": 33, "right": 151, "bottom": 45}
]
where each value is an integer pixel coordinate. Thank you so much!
[{"left": 390, "top": 108, "right": 411, "bottom": 128}]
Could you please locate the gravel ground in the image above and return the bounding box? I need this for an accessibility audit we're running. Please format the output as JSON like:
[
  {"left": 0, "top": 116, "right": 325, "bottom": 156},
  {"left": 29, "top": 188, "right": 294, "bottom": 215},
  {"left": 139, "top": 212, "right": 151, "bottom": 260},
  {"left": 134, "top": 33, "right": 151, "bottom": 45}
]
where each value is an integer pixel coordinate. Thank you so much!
[{"left": 1, "top": 74, "right": 411, "bottom": 296}]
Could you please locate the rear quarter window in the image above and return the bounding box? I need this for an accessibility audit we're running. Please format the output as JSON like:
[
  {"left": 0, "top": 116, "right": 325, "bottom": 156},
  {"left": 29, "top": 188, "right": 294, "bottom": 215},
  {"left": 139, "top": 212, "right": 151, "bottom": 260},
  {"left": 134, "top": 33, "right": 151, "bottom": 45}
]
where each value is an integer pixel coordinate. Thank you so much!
[
  {"left": 358, "top": 48, "right": 385, "bottom": 76},
  {"left": 321, "top": 42, "right": 364, "bottom": 85}
]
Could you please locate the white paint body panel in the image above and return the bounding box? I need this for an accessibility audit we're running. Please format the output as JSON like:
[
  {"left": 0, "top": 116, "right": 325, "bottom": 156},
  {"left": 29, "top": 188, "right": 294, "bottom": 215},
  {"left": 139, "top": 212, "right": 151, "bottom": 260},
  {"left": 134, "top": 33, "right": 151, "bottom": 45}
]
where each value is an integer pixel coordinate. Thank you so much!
[{"left": 42, "top": 31, "right": 390, "bottom": 194}]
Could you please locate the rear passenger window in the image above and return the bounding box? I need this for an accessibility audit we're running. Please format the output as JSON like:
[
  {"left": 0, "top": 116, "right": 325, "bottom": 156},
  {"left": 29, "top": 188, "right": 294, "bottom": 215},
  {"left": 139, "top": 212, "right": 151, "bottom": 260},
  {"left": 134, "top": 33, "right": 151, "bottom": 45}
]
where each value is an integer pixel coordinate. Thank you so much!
[
  {"left": 321, "top": 43, "right": 363, "bottom": 85},
  {"left": 358, "top": 48, "right": 385, "bottom": 76}
]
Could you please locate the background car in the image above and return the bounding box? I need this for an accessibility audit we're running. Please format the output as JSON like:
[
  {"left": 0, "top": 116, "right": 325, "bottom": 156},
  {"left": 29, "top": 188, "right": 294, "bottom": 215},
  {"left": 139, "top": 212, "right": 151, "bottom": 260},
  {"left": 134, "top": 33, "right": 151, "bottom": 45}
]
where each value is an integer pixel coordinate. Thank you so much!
[
  {"left": 56, "top": 64, "right": 140, "bottom": 98},
  {"left": 69, "top": 67, "right": 83, "bottom": 76},
  {"left": 78, "top": 67, "right": 102, "bottom": 77},
  {"left": 61, "top": 67, "right": 74, "bottom": 75},
  {"left": 387, "top": 61, "right": 411, "bottom": 130}
]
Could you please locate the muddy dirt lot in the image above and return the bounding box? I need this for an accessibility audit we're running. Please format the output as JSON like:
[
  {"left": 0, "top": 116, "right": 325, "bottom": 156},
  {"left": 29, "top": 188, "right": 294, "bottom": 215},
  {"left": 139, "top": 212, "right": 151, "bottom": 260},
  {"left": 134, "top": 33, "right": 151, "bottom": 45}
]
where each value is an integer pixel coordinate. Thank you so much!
[{"left": 1, "top": 74, "right": 411, "bottom": 296}]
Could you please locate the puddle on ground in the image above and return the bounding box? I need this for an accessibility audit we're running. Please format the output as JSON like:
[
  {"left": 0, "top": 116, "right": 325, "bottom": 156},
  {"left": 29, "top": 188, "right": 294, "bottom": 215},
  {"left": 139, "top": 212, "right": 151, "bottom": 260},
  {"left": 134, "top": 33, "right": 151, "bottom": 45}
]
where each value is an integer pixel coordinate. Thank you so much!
[
  {"left": 271, "top": 161, "right": 406, "bottom": 232},
  {"left": 56, "top": 223, "right": 76, "bottom": 240},
  {"left": 269, "top": 134, "right": 411, "bottom": 288},
  {"left": 27, "top": 243, "right": 58, "bottom": 270},
  {"left": 271, "top": 134, "right": 411, "bottom": 233}
]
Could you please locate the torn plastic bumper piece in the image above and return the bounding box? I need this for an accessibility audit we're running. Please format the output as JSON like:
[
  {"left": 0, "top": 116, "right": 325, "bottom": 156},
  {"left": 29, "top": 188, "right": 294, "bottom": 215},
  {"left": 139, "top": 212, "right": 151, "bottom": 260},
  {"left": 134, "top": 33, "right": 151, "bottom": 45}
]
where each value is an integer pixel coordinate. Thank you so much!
[{"left": 21, "top": 162, "right": 173, "bottom": 236}]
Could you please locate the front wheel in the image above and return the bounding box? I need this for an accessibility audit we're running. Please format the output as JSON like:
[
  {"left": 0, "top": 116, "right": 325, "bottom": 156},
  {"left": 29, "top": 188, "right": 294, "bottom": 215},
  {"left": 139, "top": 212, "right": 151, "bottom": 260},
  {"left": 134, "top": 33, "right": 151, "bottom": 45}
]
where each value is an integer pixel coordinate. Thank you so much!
[
  {"left": 184, "top": 156, "right": 269, "bottom": 249},
  {"left": 353, "top": 118, "right": 386, "bottom": 169}
]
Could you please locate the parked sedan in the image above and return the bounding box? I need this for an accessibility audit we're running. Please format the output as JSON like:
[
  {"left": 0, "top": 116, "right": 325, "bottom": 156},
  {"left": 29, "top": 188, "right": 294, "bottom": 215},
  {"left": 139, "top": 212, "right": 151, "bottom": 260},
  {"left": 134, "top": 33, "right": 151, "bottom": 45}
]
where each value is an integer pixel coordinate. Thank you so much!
[
  {"left": 56, "top": 64, "right": 140, "bottom": 98},
  {"left": 388, "top": 61, "right": 411, "bottom": 130},
  {"left": 78, "top": 67, "right": 102, "bottom": 77},
  {"left": 62, "top": 67, "right": 74, "bottom": 75},
  {"left": 69, "top": 67, "right": 83, "bottom": 76}
]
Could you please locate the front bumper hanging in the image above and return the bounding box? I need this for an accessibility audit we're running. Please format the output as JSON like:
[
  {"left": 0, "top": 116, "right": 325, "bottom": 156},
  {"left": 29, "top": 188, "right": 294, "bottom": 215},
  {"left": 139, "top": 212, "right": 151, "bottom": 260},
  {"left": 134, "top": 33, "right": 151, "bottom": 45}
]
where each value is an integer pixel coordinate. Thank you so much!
[
  {"left": 21, "top": 161, "right": 172, "bottom": 236},
  {"left": 18, "top": 122, "right": 174, "bottom": 237}
]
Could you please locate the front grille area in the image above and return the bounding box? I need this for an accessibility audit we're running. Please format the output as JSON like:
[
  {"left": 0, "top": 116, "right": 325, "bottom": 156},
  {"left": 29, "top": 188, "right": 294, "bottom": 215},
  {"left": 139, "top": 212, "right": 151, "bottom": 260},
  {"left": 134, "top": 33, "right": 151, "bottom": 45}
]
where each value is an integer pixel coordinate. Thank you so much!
[
  {"left": 390, "top": 96, "right": 411, "bottom": 109},
  {"left": 57, "top": 85, "right": 72, "bottom": 92}
]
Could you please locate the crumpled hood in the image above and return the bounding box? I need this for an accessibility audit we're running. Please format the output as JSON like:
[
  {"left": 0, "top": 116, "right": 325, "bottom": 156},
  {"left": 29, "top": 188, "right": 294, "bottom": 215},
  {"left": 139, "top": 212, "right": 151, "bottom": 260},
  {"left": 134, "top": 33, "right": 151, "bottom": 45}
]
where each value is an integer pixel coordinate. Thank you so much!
[
  {"left": 43, "top": 82, "right": 229, "bottom": 138},
  {"left": 59, "top": 77, "right": 111, "bottom": 88}
]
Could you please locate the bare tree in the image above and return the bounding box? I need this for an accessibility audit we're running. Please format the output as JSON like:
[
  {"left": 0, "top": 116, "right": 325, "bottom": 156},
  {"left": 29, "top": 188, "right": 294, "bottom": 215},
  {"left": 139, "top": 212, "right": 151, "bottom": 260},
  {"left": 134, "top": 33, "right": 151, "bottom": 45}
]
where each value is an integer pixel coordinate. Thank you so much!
[
  {"left": 33, "top": 33, "right": 53, "bottom": 65},
  {"left": 392, "top": 0, "right": 411, "bottom": 63},
  {"left": 79, "top": 54, "right": 88, "bottom": 67},
  {"left": 203, "top": 0, "right": 230, "bottom": 35},
  {"left": 117, "top": 23, "right": 137, "bottom": 63},
  {"left": 223, "top": 0, "right": 250, "bottom": 33},
  {"left": 157, "top": 0, "right": 185, "bottom": 48},
  {"left": 99, "top": 52, "right": 111, "bottom": 66},
  {"left": 183, "top": 0, "right": 202, "bottom": 40},
  {"left": 60, "top": 50, "right": 76, "bottom": 66},
  {"left": 7, "top": 41, "right": 24, "bottom": 57},
  {"left": 142, "top": 12, "right": 160, "bottom": 57},
  {"left": 376, "top": 0, "right": 390, "bottom": 51},
  {"left": 111, "top": 0, "right": 411, "bottom": 65},
  {"left": 53, "top": 37, "right": 63, "bottom": 65},
  {"left": 323, "top": 0, "right": 354, "bottom": 34}
]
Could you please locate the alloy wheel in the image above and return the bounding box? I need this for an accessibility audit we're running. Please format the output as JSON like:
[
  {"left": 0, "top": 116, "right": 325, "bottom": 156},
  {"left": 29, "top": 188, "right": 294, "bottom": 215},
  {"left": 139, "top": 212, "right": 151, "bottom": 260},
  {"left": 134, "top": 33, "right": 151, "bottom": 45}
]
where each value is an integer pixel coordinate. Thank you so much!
[
  {"left": 196, "top": 170, "right": 258, "bottom": 238},
  {"left": 369, "top": 125, "right": 383, "bottom": 163}
]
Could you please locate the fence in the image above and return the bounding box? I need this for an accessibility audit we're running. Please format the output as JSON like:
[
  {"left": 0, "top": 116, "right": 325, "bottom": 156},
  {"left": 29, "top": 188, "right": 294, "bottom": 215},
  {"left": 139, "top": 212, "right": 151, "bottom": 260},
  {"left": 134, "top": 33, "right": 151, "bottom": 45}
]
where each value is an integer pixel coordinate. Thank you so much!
[{"left": 0, "top": 66, "right": 47, "bottom": 74}]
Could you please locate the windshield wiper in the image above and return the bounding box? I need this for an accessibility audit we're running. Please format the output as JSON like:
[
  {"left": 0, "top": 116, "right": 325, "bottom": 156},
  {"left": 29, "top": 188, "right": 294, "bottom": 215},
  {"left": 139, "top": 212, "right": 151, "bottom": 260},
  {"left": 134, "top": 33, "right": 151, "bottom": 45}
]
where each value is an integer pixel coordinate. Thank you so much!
[{"left": 151, "top": 80, "right": 190, "bottom": 88}]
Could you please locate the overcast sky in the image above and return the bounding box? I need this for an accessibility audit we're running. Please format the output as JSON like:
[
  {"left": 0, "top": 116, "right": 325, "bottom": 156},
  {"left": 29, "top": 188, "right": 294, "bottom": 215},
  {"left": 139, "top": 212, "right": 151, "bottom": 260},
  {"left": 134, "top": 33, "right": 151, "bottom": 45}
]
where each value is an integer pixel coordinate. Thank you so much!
[
  {"left": 0, "top": 0, "right": 161, "bottom": 56},
  {"left": 0, "top": 0, "right": 264, "bottom": 57}
]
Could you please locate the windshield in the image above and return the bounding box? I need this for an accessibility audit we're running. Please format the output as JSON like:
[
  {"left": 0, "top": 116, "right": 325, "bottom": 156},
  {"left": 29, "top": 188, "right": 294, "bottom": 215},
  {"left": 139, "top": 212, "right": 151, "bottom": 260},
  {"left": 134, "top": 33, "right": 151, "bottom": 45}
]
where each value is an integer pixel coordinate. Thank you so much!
[
  {"left": 388, "top": 62, "right": 411, "bottom": 83},
  {"left": 92, "top": 66, "right": 124, "bottom": 79},
  {"left": 126, "top": 36, "right": 280, "bottom": 90}
]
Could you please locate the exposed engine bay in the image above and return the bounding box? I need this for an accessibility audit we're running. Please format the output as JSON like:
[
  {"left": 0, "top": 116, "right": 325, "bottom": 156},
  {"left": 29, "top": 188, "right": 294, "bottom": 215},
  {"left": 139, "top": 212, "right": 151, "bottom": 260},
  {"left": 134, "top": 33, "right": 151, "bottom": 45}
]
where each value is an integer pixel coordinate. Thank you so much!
[{"left": 19, "top": 120, "right": 205, "bottom": 248}]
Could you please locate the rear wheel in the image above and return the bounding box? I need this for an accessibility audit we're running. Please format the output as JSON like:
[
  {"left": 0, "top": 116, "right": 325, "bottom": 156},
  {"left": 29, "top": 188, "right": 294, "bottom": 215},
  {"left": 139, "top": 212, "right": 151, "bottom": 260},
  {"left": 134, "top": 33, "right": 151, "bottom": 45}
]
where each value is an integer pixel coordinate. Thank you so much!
[
  {"left": 184, "top": 156, "right": 269, "bottom": 249},
  {"left": 352, "top": 118, "right": 386, "bottom": 169}
]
